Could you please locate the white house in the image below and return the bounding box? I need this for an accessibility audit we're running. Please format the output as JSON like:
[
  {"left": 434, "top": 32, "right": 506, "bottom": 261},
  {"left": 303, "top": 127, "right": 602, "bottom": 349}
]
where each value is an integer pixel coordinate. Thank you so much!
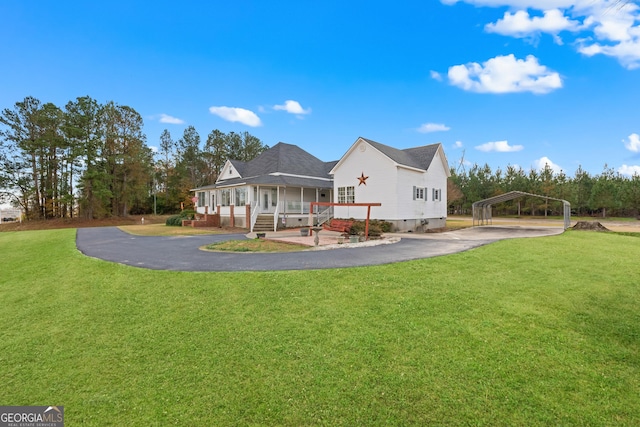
[
  {"left": 193, "top": 137, "right": 450, "bottom": 232},
  {"left": 330, "top": 137, "right": 450, "bottom": 231}
]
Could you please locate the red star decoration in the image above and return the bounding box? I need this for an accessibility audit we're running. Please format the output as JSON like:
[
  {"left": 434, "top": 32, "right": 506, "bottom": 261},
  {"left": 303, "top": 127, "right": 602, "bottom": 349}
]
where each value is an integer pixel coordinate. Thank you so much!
[{"left": 357, "top": 172, "right": 369, "bottom": 186}]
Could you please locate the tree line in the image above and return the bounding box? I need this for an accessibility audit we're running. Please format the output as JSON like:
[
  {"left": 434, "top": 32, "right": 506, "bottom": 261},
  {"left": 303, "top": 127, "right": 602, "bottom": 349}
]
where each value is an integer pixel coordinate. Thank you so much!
[
  {"left": 0, "top": 96, "right": 268, "bottom": 219},
  {"left": 448, "top": 163, "right": 640, "bottom": 218}
]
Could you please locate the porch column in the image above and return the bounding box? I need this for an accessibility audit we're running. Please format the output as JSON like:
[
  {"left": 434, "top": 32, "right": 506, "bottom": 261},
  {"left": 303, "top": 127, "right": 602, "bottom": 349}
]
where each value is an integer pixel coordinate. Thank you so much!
[
  {"left": 300, "top": 187, "right": 304, "bottom": 214},
  {"left": 230, "top": 205, "right": 235, "bottom": 227}
]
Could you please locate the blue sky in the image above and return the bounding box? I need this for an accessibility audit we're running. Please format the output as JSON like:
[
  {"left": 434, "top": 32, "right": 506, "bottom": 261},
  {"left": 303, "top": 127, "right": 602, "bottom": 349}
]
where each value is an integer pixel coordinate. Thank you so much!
[{"left": 2, "top": 0, "right": 640, "bottom": 178}]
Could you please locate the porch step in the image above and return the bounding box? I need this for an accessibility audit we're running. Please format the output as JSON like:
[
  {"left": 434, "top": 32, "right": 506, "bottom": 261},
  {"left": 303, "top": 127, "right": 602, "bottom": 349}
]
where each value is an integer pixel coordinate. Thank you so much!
[{"left": 253, "top": 214, "right": 274, "bottom": 232}]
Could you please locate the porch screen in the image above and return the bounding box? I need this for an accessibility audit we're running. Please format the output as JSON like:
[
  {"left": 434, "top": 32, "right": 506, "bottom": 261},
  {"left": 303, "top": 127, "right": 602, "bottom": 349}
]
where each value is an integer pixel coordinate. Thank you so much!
[
  {"left": 221, "top": 189, "right": 231, "bottom": 206},
  {"left": 235, "top": 188, "right": 247, "bottom": 205}
]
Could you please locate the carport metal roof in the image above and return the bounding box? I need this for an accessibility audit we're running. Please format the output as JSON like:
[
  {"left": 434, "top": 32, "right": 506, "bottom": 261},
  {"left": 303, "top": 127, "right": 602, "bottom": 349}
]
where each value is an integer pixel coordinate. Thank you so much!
[{"left": 472, "top": 191, "right": 571, "bottom": 230}]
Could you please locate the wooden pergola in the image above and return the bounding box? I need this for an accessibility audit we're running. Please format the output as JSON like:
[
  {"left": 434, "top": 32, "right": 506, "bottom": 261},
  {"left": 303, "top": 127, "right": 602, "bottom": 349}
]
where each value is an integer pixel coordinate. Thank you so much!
[{"left": 309, "top": 202, "right": 382, "bottom": 240}]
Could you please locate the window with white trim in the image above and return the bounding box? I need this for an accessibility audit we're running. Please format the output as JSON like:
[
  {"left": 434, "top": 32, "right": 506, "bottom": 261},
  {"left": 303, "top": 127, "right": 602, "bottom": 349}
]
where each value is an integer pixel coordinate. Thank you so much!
[
  {"left": 433, "top": 188, "right": 441, "bottom": 201},
  {"left": 338, "top": 186, "right": 355, "bottom": 203},
  {"left": 221, "top": 189, "right": 231, "bottom": 206},
  {"left": 197, "top": 191, "right": 205, "bottom": 207},
  {"left": 413, "top": 186, "right": 425, "bottom": 200}
]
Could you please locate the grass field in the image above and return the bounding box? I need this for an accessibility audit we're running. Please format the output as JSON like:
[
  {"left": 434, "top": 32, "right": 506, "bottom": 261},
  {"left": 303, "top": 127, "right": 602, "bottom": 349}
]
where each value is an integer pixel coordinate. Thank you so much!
[
  {"left": 205, "top": 239, "right": 309, "bottom": 252},
  {"left": 1, "top": 228, "right": 639, "bottom": 425}
]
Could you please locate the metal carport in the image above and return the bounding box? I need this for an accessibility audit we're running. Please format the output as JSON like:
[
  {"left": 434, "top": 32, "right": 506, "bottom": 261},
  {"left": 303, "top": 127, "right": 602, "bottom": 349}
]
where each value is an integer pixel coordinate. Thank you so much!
[{"left": 472, "top": 191, "right": 571, "bottom": 230}]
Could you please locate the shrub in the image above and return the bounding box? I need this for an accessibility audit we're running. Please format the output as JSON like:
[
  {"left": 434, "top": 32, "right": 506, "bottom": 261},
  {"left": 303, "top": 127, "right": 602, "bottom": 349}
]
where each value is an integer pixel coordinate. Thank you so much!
[
  {"left": 371, "top": 219, "right": 393, "bottom": 233},
  {"left": 165, "top": 210, "right": 198, "bottom": 226},
  {"left": 348, "top": 220, "right": 392, "bottom": 237},
  {"left": 165, "top": 215, "right": 184, "bottom": 226},
  {"left": 181, "top": 209, "right": 196, "bottom": 220}
]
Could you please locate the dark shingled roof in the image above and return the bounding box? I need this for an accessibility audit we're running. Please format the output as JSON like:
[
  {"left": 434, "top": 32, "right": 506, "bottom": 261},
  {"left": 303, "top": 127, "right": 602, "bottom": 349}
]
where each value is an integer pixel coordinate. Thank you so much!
[
  {"left": 239, "top": 142, "right": 331, "bottom": 178},
  {"left": 204, "top": 142, "right": 335, "bottom": 189},
  {"left": 360, "top": 137, "right": 440, "bottom": 171},
  {"left": 228, "top": 159, "right": 247, "bottom": 177}
]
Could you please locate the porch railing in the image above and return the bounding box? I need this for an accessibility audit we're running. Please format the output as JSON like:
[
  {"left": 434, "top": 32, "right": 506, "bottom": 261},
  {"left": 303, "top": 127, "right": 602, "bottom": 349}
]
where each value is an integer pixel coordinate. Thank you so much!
[
  {"left": 313, "top": 206, "right": 333, "bottom": 226},
  {"left": 280, "top": 200, "right": 312, "bottom": 214},
  {"left": 249, "top": 201, "right": 259, "bottom": 232}
]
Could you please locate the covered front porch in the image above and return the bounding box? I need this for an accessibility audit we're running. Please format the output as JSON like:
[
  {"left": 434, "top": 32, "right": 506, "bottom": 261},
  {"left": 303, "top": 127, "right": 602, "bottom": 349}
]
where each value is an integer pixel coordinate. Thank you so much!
[
  {"left": 196, "top": 184, "right": 333, "bottom": 231},
  {"left": 251, "top": 185, "right": 333, "bottom": 231}
]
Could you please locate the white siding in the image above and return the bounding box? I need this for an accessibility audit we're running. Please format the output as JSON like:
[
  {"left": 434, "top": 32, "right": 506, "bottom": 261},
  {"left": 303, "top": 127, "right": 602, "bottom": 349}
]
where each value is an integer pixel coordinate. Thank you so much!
[
  {"left": 218, "top": 160, "right": 242, "bottom": 181},
  {"left": 333, "top": 140, "right": 398, "bottom": 219},
  {"left": 426, "top": 150, "right": 448, "bottom": 219},
  {"left": 395, "top": 167, "right": 426, "bottom": 220}
]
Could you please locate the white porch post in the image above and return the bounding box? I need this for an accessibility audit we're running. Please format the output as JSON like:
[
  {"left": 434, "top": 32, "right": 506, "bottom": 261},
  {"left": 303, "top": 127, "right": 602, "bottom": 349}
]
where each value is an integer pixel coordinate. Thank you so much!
[
  {"left": 300, "top": 187, "right": 304, "bottom": 214},
  {"left": 315, "top": 188, "right": 319, "bottom": 219},
  {"left": 276, "top": 186, "right": 281, "bottom": 231}
]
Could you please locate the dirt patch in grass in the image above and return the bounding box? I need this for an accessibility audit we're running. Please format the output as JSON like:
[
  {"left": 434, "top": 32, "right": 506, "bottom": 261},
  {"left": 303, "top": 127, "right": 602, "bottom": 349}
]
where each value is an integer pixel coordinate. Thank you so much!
[
  {"left": 572, "top": 221, "right": 610, "bottom": 231},
  {"left": 204, "top": 238, "right": 309, "bottom": 253}
]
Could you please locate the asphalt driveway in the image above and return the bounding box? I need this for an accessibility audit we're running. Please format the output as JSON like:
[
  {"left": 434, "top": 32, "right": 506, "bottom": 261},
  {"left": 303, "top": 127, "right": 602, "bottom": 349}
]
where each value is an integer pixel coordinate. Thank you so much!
[{"left": 76, "top": 226, "right": 564, "bottom": 272}]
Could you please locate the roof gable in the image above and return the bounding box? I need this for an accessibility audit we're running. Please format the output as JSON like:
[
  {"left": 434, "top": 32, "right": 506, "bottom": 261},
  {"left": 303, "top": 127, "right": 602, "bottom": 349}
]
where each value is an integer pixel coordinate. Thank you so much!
[
  {"left": 331, "top": 137, "right": 448, "bottom": 174},
  {"left": 217, "top": 160, "right": 245, "bottom": 182}
]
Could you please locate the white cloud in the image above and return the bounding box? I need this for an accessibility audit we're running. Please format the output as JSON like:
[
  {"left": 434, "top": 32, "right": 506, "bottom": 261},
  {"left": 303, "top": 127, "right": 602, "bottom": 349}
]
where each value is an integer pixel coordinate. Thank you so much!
[
  {"left": 158, "top": 113, "right": 185, "bottom": 125},
  {"left": 418, "top": 123, "right": 451, "bottom": 133},
  {"left": 209, "top": 106, "right": 262, "bottom": 127},
  {"left": 579, "top": 38, "right": 640, "bottom": 69},
  {"left": 475, "top": 140, "right": 524, "bottom": 152},
  {"left": 443, "top": 0, "right": 640, "bottom": 69},
  {"left": 430, "top": 70, "right": 443, "bottom": 81},
  {"left": 448, "top": 54, "right": 562, "bottom": 94},
  {"left": 441, "top": 1, "right": 595, "bottom": 9},
  {"left": 148, "top": 145, "right": 158, "bottom": 153},
  {"left": 577, "top": 3, "right": 640, "bottom": 69},
  {"left": 454, "top": 140, "right": 464, "bottom": 148},
  {"left": 273, "top": 100, "right": 311, "bottom": 115},
  {"left": 485, "top": 9, "right": 580, "bottom": 40},
  {"left": 618, "top": 164, "right": 640, "bottom": 176},
  {"left": 533, "top": 156, "right": 563, "bottom": 173},
  {"left": 623, "top": 133, "right": 640, "bottom": 152}
]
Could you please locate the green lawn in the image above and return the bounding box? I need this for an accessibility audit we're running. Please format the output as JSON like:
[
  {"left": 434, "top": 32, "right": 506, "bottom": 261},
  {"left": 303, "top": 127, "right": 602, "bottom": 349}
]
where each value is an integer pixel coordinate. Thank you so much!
[{"left": 1, "top": 229, "right": 638, "bottom": 425}]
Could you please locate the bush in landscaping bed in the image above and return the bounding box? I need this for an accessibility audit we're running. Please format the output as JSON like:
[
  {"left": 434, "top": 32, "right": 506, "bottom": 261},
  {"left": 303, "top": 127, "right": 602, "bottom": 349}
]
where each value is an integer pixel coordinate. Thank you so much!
[
  {"left": 181, "top": 209, "right": 196, "bottom": 220},
  {"left": 348, "top": 219, "right": 392, "bottom": 237},
  {"left": 165, "top": 210, "right": 198, "bottom": 226},
  {"left": 165, "top": 215, "right": 184, "bottom": 226}
]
